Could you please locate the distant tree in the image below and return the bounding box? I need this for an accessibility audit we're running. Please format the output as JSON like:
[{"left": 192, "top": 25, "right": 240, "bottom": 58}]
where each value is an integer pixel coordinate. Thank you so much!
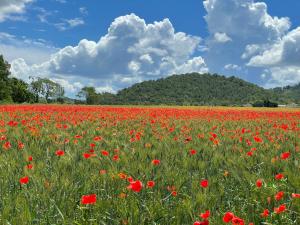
[
  {"left": 0, "top": 55, "right": 12, "bottom": 101},
  {"left": 30, "top": 77, "right": 65, "bottom": 103},
  {"left": 253, "top": 100, "right": 278, "bottom": 108},
  {"left": 77, "top": 86, "right": 98, "bottom": 104},
  {"left": 9, "top": 78, "right": 34, "bottom": 103}
]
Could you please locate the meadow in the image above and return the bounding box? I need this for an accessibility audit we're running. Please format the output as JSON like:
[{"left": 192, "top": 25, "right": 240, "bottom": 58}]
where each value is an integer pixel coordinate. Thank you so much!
[{"left": 0, "top": 105, "right": 300, "bottom": 225}]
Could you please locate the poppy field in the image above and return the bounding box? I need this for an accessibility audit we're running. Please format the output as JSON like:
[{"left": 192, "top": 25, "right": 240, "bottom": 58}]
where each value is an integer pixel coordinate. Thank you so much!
[{"left": 0, "top": 105, "right": 300, "bottom": 225}]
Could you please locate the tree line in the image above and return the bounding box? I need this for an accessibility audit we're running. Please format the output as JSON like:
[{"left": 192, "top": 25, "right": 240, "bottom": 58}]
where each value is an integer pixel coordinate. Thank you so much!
[{"left": 0, "top": 55, "right": 65, "bottom": 103}]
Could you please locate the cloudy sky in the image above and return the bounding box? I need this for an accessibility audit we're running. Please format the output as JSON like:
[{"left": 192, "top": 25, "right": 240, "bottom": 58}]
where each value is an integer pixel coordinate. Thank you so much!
[{"left": 0, "top": 0, "right": 300, "bottom": 97}]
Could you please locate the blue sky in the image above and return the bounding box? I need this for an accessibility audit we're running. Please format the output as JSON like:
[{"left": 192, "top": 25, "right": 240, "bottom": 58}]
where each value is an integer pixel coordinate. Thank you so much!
[{"left": 0, "top": 0, "right": 300, "bottom": 97}]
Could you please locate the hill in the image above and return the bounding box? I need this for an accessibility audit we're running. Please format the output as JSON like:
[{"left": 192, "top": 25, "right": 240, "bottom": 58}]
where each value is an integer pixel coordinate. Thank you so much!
[
  {"left": 112, "top": 73, "right": 277, "bottom": 106},
  {"left": 272, "top": 84, "right": 300, "bottom": 104}
]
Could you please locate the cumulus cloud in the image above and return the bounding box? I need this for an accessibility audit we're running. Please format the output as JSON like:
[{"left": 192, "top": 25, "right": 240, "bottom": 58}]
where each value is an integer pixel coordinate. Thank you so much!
[
  {"left": 246, "top": 27, "right": 300, "bottom": 86},
  {"left": 0, "top": 0, "right": 32, "bottom": 22},
  {"left": 213, "top": 32, "right": 232, "bottom": 43},
  {"left": 11, "top": 14, "right": 207, "bottom": 95},
  {"left": 204, "top": 0, "right": 290, "bottom": 42},
  {"left": 224, "top": 64, "right": 241, "bottom": 71},
  {"left": 248, "top": 27, "right": 300, "bottom": 67},
  {"left": 203, "top": 0, "right": 292, "bottom": 84}
]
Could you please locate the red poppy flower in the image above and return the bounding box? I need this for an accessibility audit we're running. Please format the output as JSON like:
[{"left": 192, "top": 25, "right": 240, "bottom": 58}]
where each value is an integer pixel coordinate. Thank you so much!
[
  {"left": 232, "top": 216, "right": 244, "bottom": 225},
  {"left": 190, "top": 149, "right": 197, "bottom": 155},
  {"left": 261, "top": 209, "right": 269, "bottom": 218},
  {"left": 247, "top": 151, "right": 253, "bottom": 157},
  {"left": 83, "top": 153, "right": 92, "bottom": 159},
  {"left": 90, "top": 143, "right": 96, "bottom": 148},
  {"left": 27, "top": 164, "right": 33, "bottom": 170},
  {"left": 101, "top": 150, "right": 109, "bottom": 156},
  {"left": 171, "top": 191, "right": 177, "bottom": 196},
  {"left": 275, "top": 173, "right": 284, "bottom": 180},
  {"left": 3, "top": 141, "right": 11, "bottom": 150},
  {"left": 55, "top": 150, "right": 65, "bottom": 156},
  {"left": 152, "top": 159, "right": 161, "bottom": 165},
  {"left": 275, "top": 191, "right": 284, "bottom": 201},
  {"left": 147, "top": 180, "right": 155, "bottom": 188},
  {"left": 18, "top": 142, "right": 24, "bottom": 149},
  {"left": 127, "top": 177, "right": 133, "bottom": 182},
  {"left": 20, "top": 176, "right": 29, "bottom": 185},
  {"left": 292, "top": 193, "right": 300, "bottom": 198},
  {"left": 113, "top": 155, "right": 119, "bottom": 161},
  {"left": 254, "top": 136, "right": 263, "bottom": 143},
  {"left": 200, "top": 179, "right": 209, "bottom": 188},
  {"left": 93, "top": 136, "right": 102, "bottom": 141},
  {"left": 127, "top": 180, "right": 143, "bottom": 192},
  {"left": 200, "top": 210, "right": 210, "bottom": 219},
  {"left": 256, "top": 179, "right": 263, "bottom": 188},
  {"left": 274, "top": 204, "right": 286, "bottom": 214},
  {"left": 223, "top": 212, "right": 234, "bottom": 223},
  {"left": 28, "top": 156, "right": 33, "bottom": 161},
  {"left": 81, "top": 194, "right": 97, "bottom": 204},
  {"left": 281, "top": 152, "right": 290, "bottom": 160}
]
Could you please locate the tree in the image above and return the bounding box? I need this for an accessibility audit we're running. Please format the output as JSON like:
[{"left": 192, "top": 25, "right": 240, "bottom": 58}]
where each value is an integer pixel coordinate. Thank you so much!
[
  {"left": 9, "top": 78, "right": 34, "bottom": 103},
  {"left": 30, "top": 77, "right": 65, "bottom": 103},
  {"left": 77, "top": 87, "right": 98, "bottom": 104},
  {"left": 0, "top": 55, "right": 12, "bottom": 101}
]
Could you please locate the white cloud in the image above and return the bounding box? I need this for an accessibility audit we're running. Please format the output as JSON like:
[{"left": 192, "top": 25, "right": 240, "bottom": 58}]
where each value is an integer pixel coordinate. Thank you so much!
[
  {"left": 203, "top": 0, "right": 290, "bottom": 42},
  {"left": 264, "top": 67, "right": 300, "bottom": 88},
  {"left": 248, "top": 27, "right": 300, "bottom": 67},
  {"left": 224, "top": 64, "right": 241, "bottom": 71},
  {"left": 10, "top": 14, "right": 207, "bottom": 95},
  {"left": 0, "top": 0, "right": 33, "bottom": 22},
  {"left": 214, "top": 32, "right": 232, "bottom": 43},
  {"left": 66, "top": 18, "right": 85, "bottom": 28},
  {"left": 202, "top": 0, "right": 295, "bottom": 86},
  {"left": 55, "top": 18, "right": 85, "bottom": 31},
  {"left": 246, "top": 27, "right": 300, "bottom": 86}
]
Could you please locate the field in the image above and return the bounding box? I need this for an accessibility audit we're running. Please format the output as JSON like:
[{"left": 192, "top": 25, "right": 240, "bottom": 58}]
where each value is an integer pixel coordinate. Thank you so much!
[{"left": 0, "top": 105, "right": 300, "bottom": 225}]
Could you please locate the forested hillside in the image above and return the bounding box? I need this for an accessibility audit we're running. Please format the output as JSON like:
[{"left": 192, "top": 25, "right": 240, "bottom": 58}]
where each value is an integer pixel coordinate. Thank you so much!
[{"left": 115, "top": 73, "right": 275, "bottom": 105}]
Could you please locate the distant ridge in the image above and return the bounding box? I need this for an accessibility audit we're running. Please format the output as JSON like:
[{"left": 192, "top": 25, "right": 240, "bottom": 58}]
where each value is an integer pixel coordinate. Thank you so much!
[{"left": 97, "top": 73, "right": 298, "bottom": 106}]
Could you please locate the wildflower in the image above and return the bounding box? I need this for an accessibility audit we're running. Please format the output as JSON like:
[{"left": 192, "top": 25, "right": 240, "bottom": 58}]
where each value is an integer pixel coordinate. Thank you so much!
[
  {"left": 147, "top": 181, "right": 155, "bottom": 188},
  {"left": 190, "top": 149, "right": 197, "bottom": 155},
  {"left": 256, "top": 179, "right": 263, "bottom": 188},
  {"left": 275, "top": 173, "right": 284, "bottom": 180},
  {"left": 281, "top": 152, "right": 290, "bottom": 160},
  {"left": 101, "top": 150, "right": 109, "bottom": 156},
  {"left": 81, "top": 194, "right": 97, "bottom": 205},
  {"left": 261, "top": 209, "right": 269, "bottom": 218},
  {"left": 55, "top": 150, "right": 65, "bottom": 156},
  {"left": 152, "top": 159, "right": 161, "bottom": 165},
  {"left": 20, "top": 176, "right": 29, "bottom": 185},
  {"left": 292, "top": 193, "right": 300, "bottom": 198},
  {"left": 200, "top": 210, "right": 210, "bottom": 219},
  {"left": 27, "top": 164, "right": 33, "bottom": 170},
  {"left": 275, "top": 191, "right": 284, "bottom": 201},
  {"left": 274, "top": 204, "right": 286, "bottom": 214},
  {"left": 127, "top": 180, "right": 143, "bottom": 192},
  {"left": 223, "top": 212, "right": 234, "bottom": 223},
  {"left": 200, "top": 179, "right": 209, "bottom": 188}
]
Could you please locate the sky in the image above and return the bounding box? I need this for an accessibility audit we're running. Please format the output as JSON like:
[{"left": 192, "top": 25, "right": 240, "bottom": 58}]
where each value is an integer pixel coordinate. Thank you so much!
[{"left": 0, "top": 0, "right": 300, "bottom": 97}]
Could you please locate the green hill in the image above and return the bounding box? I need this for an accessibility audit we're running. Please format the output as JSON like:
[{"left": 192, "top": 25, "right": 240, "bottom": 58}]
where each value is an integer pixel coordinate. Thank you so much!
[
  {"left": 114, "top": 73, "right": 277, "bottom": 106},
  {"left": 272, "top": 84, "right": 300, "bottom": 104}
]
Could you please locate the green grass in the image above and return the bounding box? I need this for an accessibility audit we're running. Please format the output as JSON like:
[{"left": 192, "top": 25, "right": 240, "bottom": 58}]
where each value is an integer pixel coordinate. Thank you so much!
[{"left": 0, "top": 105, "right": 300, "bottom": 225}]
